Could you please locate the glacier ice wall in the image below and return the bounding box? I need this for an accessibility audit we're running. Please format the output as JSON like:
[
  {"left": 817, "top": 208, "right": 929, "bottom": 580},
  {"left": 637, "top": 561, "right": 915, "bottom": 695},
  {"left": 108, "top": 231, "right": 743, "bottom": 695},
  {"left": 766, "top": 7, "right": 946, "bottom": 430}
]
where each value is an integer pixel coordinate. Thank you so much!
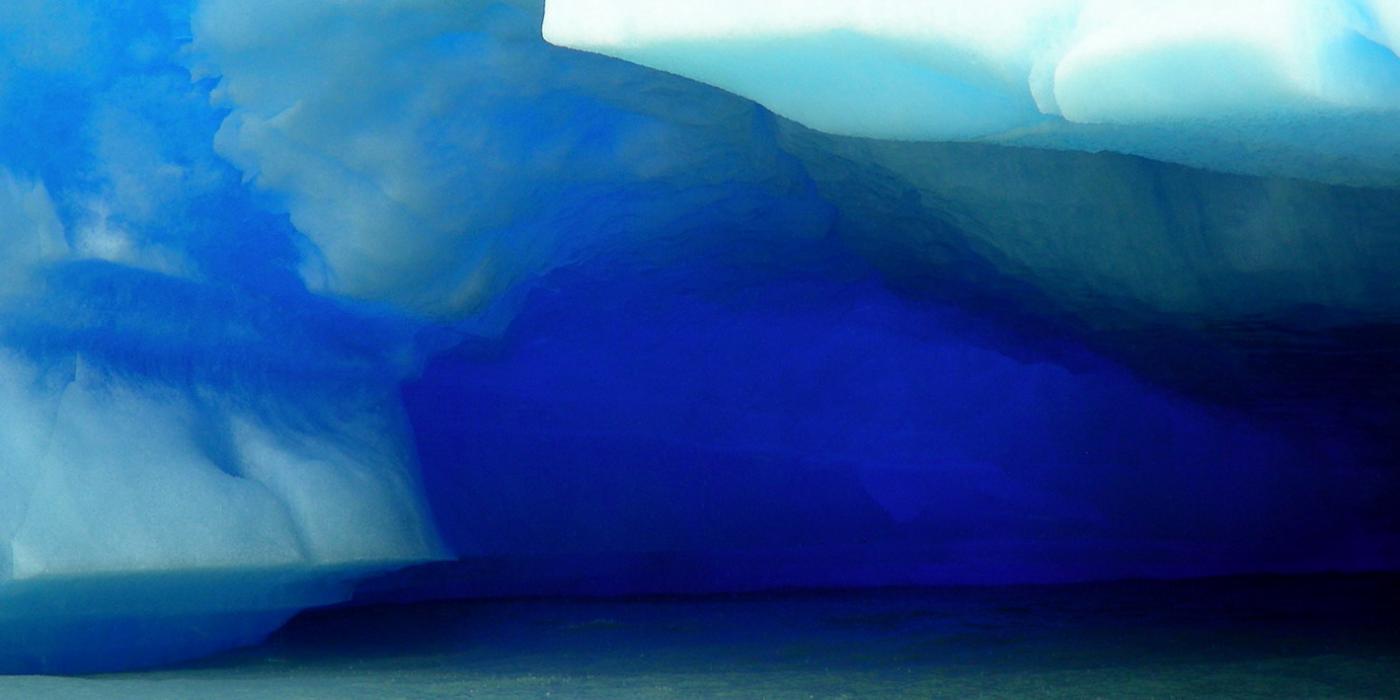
[{"left": 1, "top": 0, "right": 1398, "bottom": 673}]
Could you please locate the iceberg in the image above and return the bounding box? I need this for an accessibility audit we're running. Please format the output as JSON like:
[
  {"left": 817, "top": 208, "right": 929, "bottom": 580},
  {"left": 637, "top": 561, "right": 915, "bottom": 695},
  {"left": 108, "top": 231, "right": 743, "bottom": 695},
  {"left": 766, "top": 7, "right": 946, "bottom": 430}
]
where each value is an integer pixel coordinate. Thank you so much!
[{"left": 1, "top": 0, "right": 1397, "bottom": 675}]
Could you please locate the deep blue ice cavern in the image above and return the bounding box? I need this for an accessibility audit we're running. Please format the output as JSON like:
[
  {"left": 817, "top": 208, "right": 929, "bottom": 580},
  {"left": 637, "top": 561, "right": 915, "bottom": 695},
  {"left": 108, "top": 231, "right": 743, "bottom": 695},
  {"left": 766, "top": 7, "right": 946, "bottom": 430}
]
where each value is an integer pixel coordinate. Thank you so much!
[{"left": 1, "top": 0, "right": 1399, "bottom": 677}]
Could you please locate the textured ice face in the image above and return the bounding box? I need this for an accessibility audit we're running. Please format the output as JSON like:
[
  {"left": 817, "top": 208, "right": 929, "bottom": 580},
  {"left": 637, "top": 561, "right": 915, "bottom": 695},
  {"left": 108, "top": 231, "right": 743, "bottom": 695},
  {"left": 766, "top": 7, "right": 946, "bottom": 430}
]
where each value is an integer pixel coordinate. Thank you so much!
[
  {"left": 779, "top": 130, "right": 1400, "bottom": 323},
  {"left": 0, "top": 354, "right": 439, "bottom": 581},
  {"left": 544, "top": 0, "right": 1400, "bottom": 186},
  {"left": 190, "top": 0, "right": 825, "bottom": 320},
  {"left": 0, "top": 3, "right": 445, "bottom": 673},
  {"left": 0, "top": 261, "right": 445, "bottom": 672},
  {"left": 0, "top": 172, "right": 66, "bottom": 298},
  {"left": 0, "top": 247, "right": 445, "bottom": 673},
  {"left": 189, "top": 0, "right": 1400, "bottom": 326}
]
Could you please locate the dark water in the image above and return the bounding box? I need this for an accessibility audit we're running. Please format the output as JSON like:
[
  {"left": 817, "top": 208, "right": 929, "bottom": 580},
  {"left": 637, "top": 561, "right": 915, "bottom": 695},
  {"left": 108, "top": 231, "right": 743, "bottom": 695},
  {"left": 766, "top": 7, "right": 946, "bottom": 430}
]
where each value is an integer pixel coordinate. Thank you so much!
[{"left": 7, "top": 574, "right": 1400, "bottom": 698}]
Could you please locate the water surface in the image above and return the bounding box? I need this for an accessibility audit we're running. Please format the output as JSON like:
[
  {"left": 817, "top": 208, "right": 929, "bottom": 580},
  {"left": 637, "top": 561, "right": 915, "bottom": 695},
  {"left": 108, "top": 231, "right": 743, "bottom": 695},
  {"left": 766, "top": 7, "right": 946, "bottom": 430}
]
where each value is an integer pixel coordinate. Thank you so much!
[{"left": 6, "top": 574, "right": 1399, "bottom": 698}]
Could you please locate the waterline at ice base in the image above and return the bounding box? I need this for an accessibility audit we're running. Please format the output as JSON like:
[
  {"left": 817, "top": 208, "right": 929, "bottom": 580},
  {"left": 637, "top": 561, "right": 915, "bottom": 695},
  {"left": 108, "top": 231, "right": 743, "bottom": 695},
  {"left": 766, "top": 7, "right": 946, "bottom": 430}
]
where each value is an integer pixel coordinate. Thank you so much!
[{"left": 1, "top": 0, "right": 1398, "bottom": 688}]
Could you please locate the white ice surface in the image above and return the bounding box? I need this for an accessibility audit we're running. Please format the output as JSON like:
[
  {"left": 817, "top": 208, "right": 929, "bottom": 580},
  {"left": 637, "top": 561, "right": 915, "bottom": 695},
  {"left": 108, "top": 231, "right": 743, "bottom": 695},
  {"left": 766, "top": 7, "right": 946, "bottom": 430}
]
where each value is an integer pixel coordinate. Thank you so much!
[{"left": 544, "top": 0, "right": 1400, "bottom": 186}]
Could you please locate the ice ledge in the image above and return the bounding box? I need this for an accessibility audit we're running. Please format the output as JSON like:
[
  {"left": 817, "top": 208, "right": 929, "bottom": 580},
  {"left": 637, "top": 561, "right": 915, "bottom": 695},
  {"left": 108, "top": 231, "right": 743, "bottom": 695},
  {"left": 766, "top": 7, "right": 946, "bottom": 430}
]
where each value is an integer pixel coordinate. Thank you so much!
[
  {"left": 544, "top": 0, "right": 1400, "bottom": 186},
  {"left": 0, "top": 565, "right": 417, "bottom": 674}
]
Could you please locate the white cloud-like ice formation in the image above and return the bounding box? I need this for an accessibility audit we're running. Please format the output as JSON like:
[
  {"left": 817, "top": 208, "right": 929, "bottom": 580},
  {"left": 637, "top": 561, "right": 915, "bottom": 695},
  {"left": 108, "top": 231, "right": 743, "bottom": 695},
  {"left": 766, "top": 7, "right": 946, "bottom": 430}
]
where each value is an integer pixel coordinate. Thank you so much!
[
  {"left": 545, "top": 0, "right": 1400, "bottom": 186},
  {"left": 538, "top": 0, "right": 1400, "bottom": 321}
]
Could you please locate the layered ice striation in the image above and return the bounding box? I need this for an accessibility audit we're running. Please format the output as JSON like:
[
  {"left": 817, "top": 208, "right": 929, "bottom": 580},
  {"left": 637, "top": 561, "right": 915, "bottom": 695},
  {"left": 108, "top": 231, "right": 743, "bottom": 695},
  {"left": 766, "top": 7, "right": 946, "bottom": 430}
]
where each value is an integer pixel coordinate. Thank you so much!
[{"left": 1, "top": 0, "right": 1399, "bottom": 674}]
